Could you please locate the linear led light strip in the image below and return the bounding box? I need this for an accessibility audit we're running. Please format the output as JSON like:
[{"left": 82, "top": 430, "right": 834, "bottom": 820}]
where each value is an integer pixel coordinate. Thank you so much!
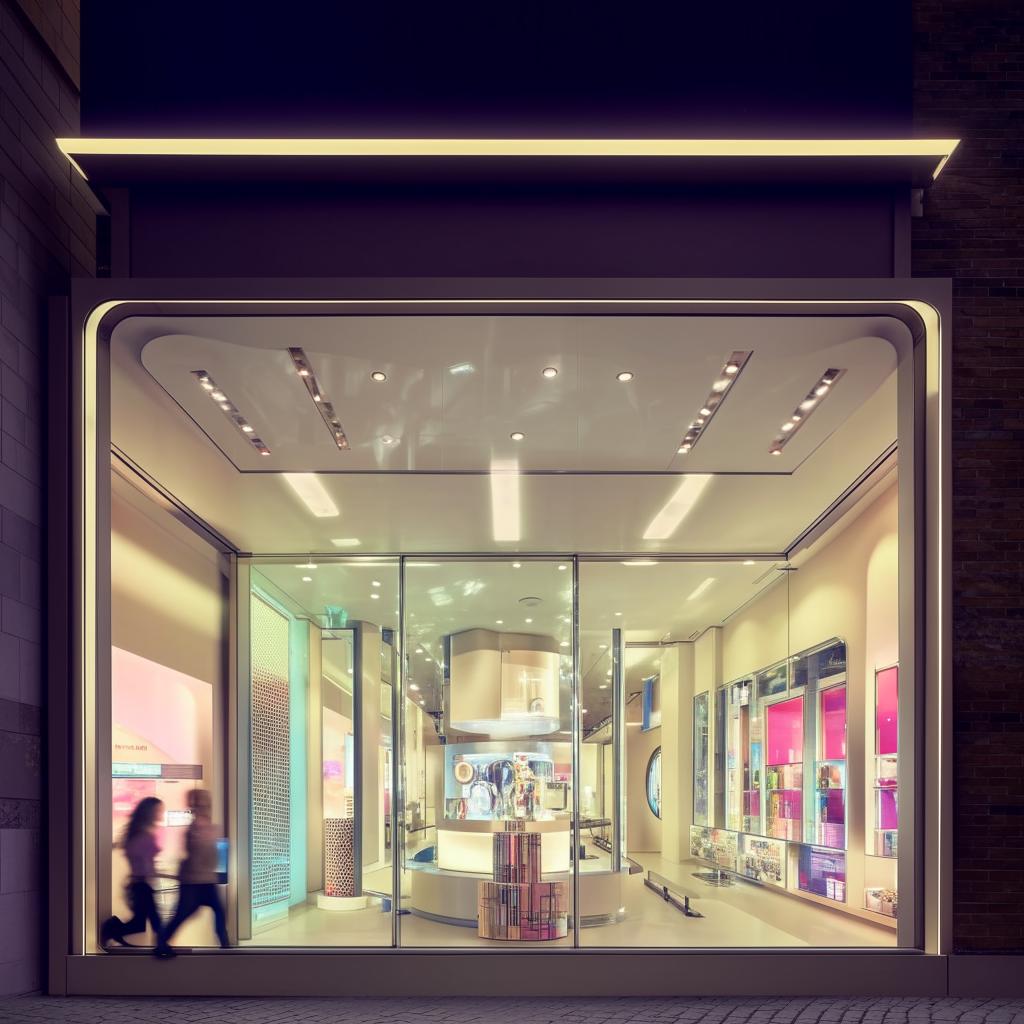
[
  {"left": 54, "top": 138, "right": 961, "bottom": 181},
  {"left": 288, "top": 347, "right": 350, "bottom": 450},
  {"left": 769, "top": 368, "right": 846, "bottom": 456},
  {"left": 677, "top": 350, "right": 752, "bottom": 454},
  {"left": 191, "top": 370, "right": 270, "bottom": 455}
]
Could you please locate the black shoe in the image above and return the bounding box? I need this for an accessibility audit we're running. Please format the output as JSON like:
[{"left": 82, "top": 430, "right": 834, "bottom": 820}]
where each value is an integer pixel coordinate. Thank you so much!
[{"left": 100, "top": 917, "right": 128, "bottom": 948}]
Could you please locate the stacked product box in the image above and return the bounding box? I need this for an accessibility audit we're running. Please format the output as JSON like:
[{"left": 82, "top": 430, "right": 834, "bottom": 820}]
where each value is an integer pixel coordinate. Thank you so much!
[{"left": 478, "top": 824, "right": 568, "bottom": 940}]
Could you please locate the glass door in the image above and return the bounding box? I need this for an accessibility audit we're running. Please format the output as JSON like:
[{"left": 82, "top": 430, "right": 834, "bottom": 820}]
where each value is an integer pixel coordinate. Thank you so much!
[{"left": 398, "top": 558, "right": 575, "bottom": 947}]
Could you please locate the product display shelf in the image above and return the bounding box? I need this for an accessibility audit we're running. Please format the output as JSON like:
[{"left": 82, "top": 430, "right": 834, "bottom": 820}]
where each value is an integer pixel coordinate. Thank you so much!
[
  {"left": 872, "top": 754, "right": 898, "bottom": 858},
  {"left": 796, "top": 845, "right": 846, "bottom": 903},
  {"left": 765, "top": 762, "right": 803, "bottom": 842},
  {"left": 813, "top": 759, "right": 846, "bottom": 849}
]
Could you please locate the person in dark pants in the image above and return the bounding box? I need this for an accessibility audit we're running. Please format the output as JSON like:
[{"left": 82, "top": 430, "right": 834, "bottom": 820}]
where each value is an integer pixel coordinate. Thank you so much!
[
  {"left": 155, "top": 789, "right": 229, "bottom": 957},
  {"left": 101, "top": 796, "right": 165, "bottom": 948}
]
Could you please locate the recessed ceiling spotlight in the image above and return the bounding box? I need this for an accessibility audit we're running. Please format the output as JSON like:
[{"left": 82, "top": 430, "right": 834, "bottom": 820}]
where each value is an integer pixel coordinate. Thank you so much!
[
  {"left": 416, "top": 647, "right": 424, "bottom": 654},
  {"left": 496, "top": 619, "right": 503, "bottom": 625},
  {"left": 768, "top": 368, "right": 846, "bottom": 455},
  {"left": 558, "top": 564, "right": 568, "bottom": 571},
  {"left": 370, "top": 593, "right": 380, "bottom": 600},
  {"left": 599, "top": 644, "right": 608, "bottom": 650},
  {"left": 425, "top": 657, "right": 433, "bottom": 663},
  {"left": 622, "top": 559, "right": 657, "bottom": 566},
  {"left": 614, "top": 611, "right": 622, "bottom": 616},
  {"left": 606, "top": 670, "right": 613, "bottom": 677},
  {"left": 675, "top": 351, "right": 752, "bottom": 456},
  {"left": 582, "top": 708, "right": 589, "bottom": 714},
  {"left": 560, "top": 641, "right": 569, "bottom": 647},
  {"left": 542, "top": 366, "right": 559, "bottom": 378},
  {"left": 372, "top": 580, "right": 381, "bottom": 587},
  {"left": 510, "top": 431, "right": 525, "bottom": 441},
  {"left": 600, "top": 684, "right": 609, "bottom": 690},
  {"left": 616, "top": 371, "right": 634, "bottom": 382},
  {"left": 288, "top": 348, "right": 349, "bottom": 450},
  {"left": 370, "top": 371, "right": 388, "bottom": 382},
  {"left": 191, "top": 371, "right": 271, "bottom": 455},
  {"left": 449, "top": 362, "right": 474, "bottom": 375},
  {"left": 302, "top": 576, "right": 312, "bottom": 582},
  {"left": 331, "top": 538, "right": 362, "bottom": 547},
  {"left": 380, "top": 435, "right": 398, "bottom": 446},
  {"left": 410, "top": 684, "right": 420, "bottom": 692},
  {"left": 512, "top": 562, "right": 522, "bottom": 569},
  {"left": 525, "top": 617, "right": 533, "bottom": 624},
  {"left": 743, "top": 559, "right": 756, "bottom": 566}
]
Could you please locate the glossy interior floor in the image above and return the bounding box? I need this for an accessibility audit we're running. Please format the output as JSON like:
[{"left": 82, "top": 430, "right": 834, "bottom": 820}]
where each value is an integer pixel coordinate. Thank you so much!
[{"left": 228, "top": 841, "right": 893, "bottom": 950}]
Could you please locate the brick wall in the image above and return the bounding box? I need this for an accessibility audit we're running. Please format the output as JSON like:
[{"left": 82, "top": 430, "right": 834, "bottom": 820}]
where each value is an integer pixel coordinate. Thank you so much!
[
  {"left": 912, "top": 0, "right": 1024, "bottom": 952},
  {"left": 0, "top": 0, "right": 93, "bottom": 995}
]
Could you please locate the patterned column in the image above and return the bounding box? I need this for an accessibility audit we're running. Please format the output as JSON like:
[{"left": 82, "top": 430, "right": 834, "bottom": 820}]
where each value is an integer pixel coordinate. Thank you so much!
[{"left": 324, "top": 818, "right": 357, "bottom": 898}]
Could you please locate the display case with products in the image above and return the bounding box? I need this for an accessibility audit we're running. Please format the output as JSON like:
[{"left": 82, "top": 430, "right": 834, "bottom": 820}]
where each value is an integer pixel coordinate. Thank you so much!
[
  {"left": 739, "top": 834, "right": 786, "bottom": 887},
  {"left": 765, "top": 696, "right": 804, "bottom": 841},
  {"left": 814, "top": 684, "right": 847, "bottom": 848},
  {"left": 873, "top": 665, "right": 899, "bottom": 858},
  {"left": 725, "top": 680, "right": 752, "bottom": 832},
  {"left": 798, "top": 846, "right": 847, "bottom": 902},
  {"left": 744, "top": 710, "right": 763, "bottom": 834},
  {"left": 693, "top": 693, "right": 709, "bottom": 826},
  {"left": 437, "top": 741, "right": 571, "bottom": 875}
]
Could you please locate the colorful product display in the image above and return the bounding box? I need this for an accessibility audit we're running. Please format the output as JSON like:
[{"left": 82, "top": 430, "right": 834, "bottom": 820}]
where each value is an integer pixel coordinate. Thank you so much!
[
  {"left": 873, "top": 666, "right": 899, "bottom": 859},
  {"left": 739, "top": 835, "right": 786, "bottom": 887},
  {"left": 478, "top": 825, "right": 568, "bottom": 941},
  {"left": 865, "top": 887, "right": 898, "bottom": 917},
  {"left": 798, "top": 846, "right": 847, "bottom": 902},
  {"left": 445, "top": 748, "right": 564, "bottom": 822}
]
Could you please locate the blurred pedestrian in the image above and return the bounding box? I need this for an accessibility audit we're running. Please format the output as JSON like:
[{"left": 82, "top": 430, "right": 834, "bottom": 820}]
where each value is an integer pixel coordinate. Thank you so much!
[
  {"left": 101, "top": 796, "right": 164, "bottom": 948},
  {"left": 155, "top": 788, "right": 229, "bottom": 957}
]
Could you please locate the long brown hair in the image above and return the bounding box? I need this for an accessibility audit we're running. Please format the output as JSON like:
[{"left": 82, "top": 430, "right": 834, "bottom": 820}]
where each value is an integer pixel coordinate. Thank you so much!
[{"left": 123, "top": 796, "right": 162, "bottom": 844}]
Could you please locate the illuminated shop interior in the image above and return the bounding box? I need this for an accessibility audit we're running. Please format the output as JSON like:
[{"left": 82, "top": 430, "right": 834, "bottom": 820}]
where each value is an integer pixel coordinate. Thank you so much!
[{"left": 103, "top": 312, "right": 906, "bottom": 950}]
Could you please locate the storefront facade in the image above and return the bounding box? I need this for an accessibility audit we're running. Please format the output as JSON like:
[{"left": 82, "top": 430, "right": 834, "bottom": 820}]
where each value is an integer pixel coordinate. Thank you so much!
[{"left": 46, "top": 133, "right": 954, "bottom": 991}]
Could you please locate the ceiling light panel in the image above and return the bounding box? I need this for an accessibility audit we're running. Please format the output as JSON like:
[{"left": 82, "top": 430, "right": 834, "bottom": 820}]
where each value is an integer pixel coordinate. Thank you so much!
[
  {"left": 287, "top": 347, "right": 350, "bottom": 450},
  {"left": 768, "top": 368, "right": 847, "bottom": 456},
  {"left": 190, "top": 370, "right": 271, "bottom": 455},
  {"left": 283, "top": 473, "right": 340, "bottom": 517},
  {"left": 676, "top": 350, "right": 752, "bottom": 455}
]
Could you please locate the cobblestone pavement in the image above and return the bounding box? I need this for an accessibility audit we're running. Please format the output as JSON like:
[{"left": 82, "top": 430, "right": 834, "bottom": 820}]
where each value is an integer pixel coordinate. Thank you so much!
[{"left": 2, "top": 998, "right": 1024, "bottom": 1024}]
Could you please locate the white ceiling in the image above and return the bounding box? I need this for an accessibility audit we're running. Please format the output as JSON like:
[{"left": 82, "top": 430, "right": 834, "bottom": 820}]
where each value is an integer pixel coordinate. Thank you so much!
[
  {"left": 136, "top": 316, "right": 898, "bottom": 474},
  {"left": 111, "top": 312, "right": 904, "bottom": 557}
]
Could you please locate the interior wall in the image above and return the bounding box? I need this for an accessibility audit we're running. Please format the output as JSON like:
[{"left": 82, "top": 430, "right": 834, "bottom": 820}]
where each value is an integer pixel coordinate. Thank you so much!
[
  {"left": 720, "top": 477, "right": 900, "bottom": 917},
  {"left": 110, "top": 474, "right": 228, "bottom": 944},
  {"left": 626, "top": 714, "right": 662, "bottom": 854}
]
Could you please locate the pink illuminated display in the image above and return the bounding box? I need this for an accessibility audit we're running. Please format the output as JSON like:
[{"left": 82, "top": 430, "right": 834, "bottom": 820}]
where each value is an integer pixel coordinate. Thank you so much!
[
  {"left": 821, "top": 686, "right": 847, "bottom": 760},
  {"left": 875, "top": 666, "right": 898, "bottom": 755},
  {"left": 766, "top": 696, "right": 803, "bottom": 766}
]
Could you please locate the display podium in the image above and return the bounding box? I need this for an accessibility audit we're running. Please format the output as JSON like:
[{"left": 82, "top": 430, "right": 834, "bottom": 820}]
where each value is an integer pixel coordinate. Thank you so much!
[{"left": 477, "top": 821, "right": 568, "bottom": 941}]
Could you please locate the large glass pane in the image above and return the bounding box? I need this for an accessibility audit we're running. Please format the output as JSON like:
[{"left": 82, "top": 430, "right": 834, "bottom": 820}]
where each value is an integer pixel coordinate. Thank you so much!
[
  {"left": 400, "top": 559, "right": 574, "bottom": 947},
  {"left": 240, "top": 558, "right": 398, "bottom": 947}
]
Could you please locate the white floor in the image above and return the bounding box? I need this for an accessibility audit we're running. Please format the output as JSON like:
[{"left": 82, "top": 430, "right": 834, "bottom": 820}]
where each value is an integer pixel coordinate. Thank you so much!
[{"left": 236, "top": 845, "right": 894, "bottom": 950}]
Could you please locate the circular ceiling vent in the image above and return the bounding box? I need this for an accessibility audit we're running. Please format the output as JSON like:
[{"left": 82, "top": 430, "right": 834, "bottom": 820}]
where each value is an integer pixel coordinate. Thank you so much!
[{"left": 518, "top": 596, "right": 543, "bottom": 607}]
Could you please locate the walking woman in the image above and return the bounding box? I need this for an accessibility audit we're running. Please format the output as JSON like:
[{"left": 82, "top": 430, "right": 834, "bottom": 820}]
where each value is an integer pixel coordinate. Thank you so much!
[
  {"left": 155, "top": 788, "right": 229, "bottom": 957},
  {"left": 101, "top": 796, "right": 164, "bottom": 948}
]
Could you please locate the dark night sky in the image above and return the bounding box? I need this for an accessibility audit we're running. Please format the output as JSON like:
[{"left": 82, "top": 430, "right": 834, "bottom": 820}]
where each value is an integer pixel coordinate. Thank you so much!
[{"left": 82, "top": 1, "right": 911, "bottom": 137}]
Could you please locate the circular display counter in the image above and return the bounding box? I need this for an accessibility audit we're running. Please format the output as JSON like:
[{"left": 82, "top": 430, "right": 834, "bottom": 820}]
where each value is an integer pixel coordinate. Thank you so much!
[
  {"left": 437, "top": 818, "right": 570, "bottom": 874},
  {"left": 409, "top": 861, "right": 626, "bottom": 928}
]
